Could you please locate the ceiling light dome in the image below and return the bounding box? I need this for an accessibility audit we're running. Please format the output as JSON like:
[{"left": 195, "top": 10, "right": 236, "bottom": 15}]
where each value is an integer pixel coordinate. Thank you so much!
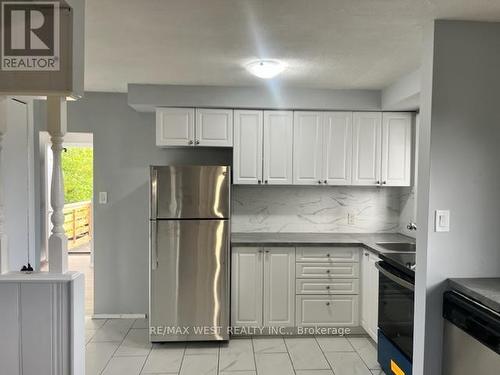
[{"left": 246, "top": 60, "right": 285, "bottom": 79}]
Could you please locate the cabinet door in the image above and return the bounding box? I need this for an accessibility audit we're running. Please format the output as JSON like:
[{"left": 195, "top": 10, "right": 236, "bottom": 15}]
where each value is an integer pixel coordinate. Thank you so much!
[
  {"left": 352, "top": 112, "right": 382, "bottom": 186},
  {"left": 323, "top": 112, "right": 353, "bottom": 185},
  {"left": 263, "top": 111, "right": 293, "bottom": 185},
  {"left": 231, "top": 247, "right": 263, "bottom": 327},
  {"left": 195, "top": 108, "right": 233, "bottom": 147},
  {"left": 361, "top": 250, "right": 380, "bottom": 342},
  {"left": 233, "top": 110, "right": 263, "bottom": 184},
  {"left": 263, "top": 247, "right": 295, "bottom": 327},
  {"left": 381, "top": 112, "right": 412, "bottom": 186},
  {"left": 293, "top": 112, "right": 323, "bottom": 185},
  {"left": 156, "top": 108, "right": 195, "bottom": 146}
]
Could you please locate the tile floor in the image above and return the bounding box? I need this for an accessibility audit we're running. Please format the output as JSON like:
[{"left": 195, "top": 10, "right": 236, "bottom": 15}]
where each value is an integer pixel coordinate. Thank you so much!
[{"left": 85, "top": 318, "right": 386, "bottom": 375}]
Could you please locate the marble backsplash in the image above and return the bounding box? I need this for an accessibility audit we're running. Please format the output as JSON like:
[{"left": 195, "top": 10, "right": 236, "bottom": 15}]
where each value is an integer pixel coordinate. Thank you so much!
[{"left": 232, "top": 185, "right": 406, "bottom": 233}]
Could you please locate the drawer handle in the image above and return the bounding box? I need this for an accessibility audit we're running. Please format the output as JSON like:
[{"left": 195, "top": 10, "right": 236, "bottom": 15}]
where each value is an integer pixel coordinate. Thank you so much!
[
  {"left": 326, "top": 302, "right": 330, "bottom": 306},
  {"left": 326, "top": 270, "right": 331, "bottom": 274}
]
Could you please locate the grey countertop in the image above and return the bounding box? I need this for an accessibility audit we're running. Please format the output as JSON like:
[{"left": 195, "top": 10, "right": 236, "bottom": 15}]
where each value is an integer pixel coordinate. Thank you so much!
[
  {"left": 448, "top": 278, "right": 500, "bottom": 313},
  {"left": 231, "top": 232, "right": 415, "bottom": 256}
]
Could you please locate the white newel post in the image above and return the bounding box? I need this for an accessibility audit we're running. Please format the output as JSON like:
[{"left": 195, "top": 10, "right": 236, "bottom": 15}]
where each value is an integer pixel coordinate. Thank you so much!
[
  {"left": 0, "top": 97, "right": 8, "bottom": 274},
  {"left": 47, "top": 96, "right": 68, "bottom": 273}
]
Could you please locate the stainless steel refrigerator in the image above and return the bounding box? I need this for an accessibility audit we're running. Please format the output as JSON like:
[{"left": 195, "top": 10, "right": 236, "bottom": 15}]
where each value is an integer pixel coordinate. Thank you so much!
[{"left": 149, "top": 165, "right": 230, "bottom": 342}]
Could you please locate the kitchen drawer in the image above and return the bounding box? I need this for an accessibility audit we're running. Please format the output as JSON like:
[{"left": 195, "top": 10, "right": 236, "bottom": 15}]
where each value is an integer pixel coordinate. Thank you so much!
[
  {"left": 296, "top": 263, "right": 360, "bottom": 279},
  {"left": 296, "top": 279, "right": 359, "bottom": 295},
  {"left": 296, "top": 247, "right": 360, "bottom": 263},
  {"left": 296, "top": 295, "right": 359, "bottom": 327}
]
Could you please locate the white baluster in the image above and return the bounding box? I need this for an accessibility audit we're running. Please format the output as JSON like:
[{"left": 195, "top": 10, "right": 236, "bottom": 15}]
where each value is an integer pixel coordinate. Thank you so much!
[
  {"left": 47, "top": 96, "right": 68, "bottom": 273},
  {"left": 0, "top": 96, "right": 8, "bottom": 274}
]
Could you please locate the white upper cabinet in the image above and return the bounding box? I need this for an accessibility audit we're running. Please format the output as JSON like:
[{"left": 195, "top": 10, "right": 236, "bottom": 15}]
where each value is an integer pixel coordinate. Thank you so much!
[
  {"left": 352, "top": 112, "right": 382, "bottom": 186},
  {"left": 233, "top": 110, "right": 263, "bottom": 185},
  {"left": 156, "top": 107, "right": 233, "bottom": 147},
  {"left": 323, "top": 112, "right": 353, "bottom": 185},
  {"left": 293, "top": 112, "right": 323, "bottom": 185},
  {"left": 381, "top": 112, "right": 412, "bottom": 186},
  {"left": 156, "top": 107, "right": 195, "bottom": 146},
  {"left": 195, "top": 108, "right": 233, "bottom": 147},
  {"left": 263, "top": 111, "right": 293, "bottom": 185}
]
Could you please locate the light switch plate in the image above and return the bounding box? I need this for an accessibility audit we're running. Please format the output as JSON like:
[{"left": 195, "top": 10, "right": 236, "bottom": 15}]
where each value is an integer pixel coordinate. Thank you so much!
[
  {"left": 435, "top": 210, "right": 450, "bottom": 232},
  {"left": 99, "top": 191, "right": 108, "bottom": 204}
]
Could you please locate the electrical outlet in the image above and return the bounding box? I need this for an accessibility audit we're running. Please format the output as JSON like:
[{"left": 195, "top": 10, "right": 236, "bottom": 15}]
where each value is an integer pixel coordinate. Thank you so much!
[{"left": 348, "top": 212, "right": 356, "bottom": 225}]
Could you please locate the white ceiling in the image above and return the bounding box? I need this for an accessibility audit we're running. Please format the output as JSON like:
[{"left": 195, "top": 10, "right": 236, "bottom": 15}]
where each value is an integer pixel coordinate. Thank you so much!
[{"left": 85, "top": 0, "right": 500, "bottom": 92}]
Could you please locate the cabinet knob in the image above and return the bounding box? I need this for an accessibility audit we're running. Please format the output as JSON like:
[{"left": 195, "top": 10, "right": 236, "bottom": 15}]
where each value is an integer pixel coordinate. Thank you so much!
[
  {"left": 324, "top": 180, "right": 328, "bottom": 184},
  {"left": 382, "top": 181, "right": 387, "bottom": 185},
  {"left": 318, "top": 180, "right": 322, "bottom": 184},
  {"left": 326, "top": 254, "right": 330, "bottom": 257},
  {"left": 375, "top": 181, "right": 380, "bottom": 185},
  {"left": 326, "top": 286, "right": 330, "bottom": 290},
  {"left": 326, "top": 302, "right": 330, "bottom": 306},
  {"left": 264, "top": 180, "right": 268, "bottom": 184},
  {"left": 258, "top": 250, "right": 263, "bottom": 253},
  {"left": 326, "top": 270, "right": 331, "bottom": 274},
  {"left": 258, "top": 180, "right": 261, "bottom": 184},
  {"left": 364, "top": 252, "right": 369, "bottom": 257},
  {"left": 265, "top": 250, "right": 270, "bottom": 253},
  {"left": 195, "top": 140, "right": 200, "bottom": 145},
  {"left": 188, "top": 140, "right": 193, "bottom": 145}
]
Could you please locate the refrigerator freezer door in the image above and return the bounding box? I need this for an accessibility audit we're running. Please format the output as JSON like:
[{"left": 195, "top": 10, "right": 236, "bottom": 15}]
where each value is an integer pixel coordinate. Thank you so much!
[
  {"left": 149, "top": 219, "right": 229, "bottom": 341},
  {"left": 151, "top": 166, "right": 230, "bottom": 219}
]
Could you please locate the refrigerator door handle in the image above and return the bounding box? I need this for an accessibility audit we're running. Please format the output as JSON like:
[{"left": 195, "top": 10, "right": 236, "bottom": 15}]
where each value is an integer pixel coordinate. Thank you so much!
[
  {"left": 151, "top": 221, "right": 158, "bottom": 270},
  {"left": 151, "top": 167, "right": 158, "bottom": 219}
]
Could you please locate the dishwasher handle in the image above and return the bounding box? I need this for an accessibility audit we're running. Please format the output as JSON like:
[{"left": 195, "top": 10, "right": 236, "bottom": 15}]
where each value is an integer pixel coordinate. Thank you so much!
[{"left": 443, "top": 291, "right": 500, "bottom": 354}]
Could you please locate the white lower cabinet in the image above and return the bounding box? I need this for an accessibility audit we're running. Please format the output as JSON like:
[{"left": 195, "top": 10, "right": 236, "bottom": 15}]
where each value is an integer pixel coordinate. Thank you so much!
[
  {"left": 232, "top": 246, "right": 369, "bottom": 334},
  {"left": 231, "top": 247, "right": 295, "bottom": 328},
  {"left": 296, "top": 295, "right": 359, "bottom": 327},
  {"left": 361, "top": 249, "right": 380, "bottom": 341},
  {"left": 263, "top": 248, "right": 296, "bottom": 327},
  {"left": 231, "top": 247, "right": 263, "bottom": 327}
]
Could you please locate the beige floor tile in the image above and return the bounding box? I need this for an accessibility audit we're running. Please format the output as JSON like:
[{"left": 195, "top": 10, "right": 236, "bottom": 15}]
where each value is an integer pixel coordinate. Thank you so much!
[
  {"left": 185, "top": 341, "right": 220, "bottom": 355},
  {"left": 348, "top": 337, "right": 380, "bottom": 370},
  {"left": 115, "top": 328, "right": 152, "bottom": 356},
  {"left": 91, "top": 319, "right": 134, "bottom": 342},
  {"left": 180, "top": 353, "right": 218, "bottom": 375},
  {"left": 252, "top": 337, "right": 287, "bottom": 353},
  {"left": 316, "top": 337, "right": 354, "bottom": 352},
  {"left": 285, "top": 337, "right": 329, "bottom": 370},
  {"left": 141, "top": 342, "right": 185, "bottom": 373},
  {"left": 324, "top": 352, "right": 372, "bottom": 375},
  {"left": 255, "top": 353, "right": 295, "bottom": 375},
  {"left": 296, "top": 371, "right": 335, "bottom": 375},
  {"left": 101, "top": 356, "right": 146, "bottom": 375},
  {"left": 219, "top": 338, "right": 255, "bottom": 372},
  {"left": 85, "top": 342, "right": 120, "bottom": 375}
]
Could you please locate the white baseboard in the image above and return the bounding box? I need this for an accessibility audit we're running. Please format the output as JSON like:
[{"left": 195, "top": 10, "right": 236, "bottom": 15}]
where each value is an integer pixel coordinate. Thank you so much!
[{"left": 91, "top": 313, "right": 147, "bottom": 319}]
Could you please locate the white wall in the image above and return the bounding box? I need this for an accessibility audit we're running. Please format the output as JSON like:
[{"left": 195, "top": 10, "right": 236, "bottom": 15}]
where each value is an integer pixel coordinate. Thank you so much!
[
  {"left": 34, "top": 92, "right": 232, "bottom": 314},
  {"left": 233, "top": 186, "right": 404, "bottom": 233},
  {"left": 414, "top": 20, "right": 500, "bottom": 375}
]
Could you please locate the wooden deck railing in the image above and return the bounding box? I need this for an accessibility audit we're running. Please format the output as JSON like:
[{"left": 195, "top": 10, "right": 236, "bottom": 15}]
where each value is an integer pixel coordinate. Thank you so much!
[{"left": 63, "top": 201, "right": 92, "bottom": 250}]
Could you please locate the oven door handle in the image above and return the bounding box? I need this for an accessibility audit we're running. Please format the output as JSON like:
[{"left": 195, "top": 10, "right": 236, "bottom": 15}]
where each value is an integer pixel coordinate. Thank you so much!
[{"left": 375, "top": 262, "right": 414, "bottom": 291}]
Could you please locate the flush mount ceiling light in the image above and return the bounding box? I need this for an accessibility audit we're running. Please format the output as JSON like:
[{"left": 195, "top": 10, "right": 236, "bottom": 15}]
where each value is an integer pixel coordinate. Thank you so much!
[{"left": 245, "top": 60, "right": 286, "bottom": 79}]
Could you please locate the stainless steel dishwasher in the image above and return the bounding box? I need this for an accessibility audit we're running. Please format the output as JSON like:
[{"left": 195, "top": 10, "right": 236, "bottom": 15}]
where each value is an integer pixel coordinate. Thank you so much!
[{"left": 442, "top": 291, "right": 500, "bottom": 375}]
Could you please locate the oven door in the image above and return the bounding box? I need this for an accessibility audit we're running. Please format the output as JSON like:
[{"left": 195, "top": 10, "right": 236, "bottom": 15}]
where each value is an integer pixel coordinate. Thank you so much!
[{"left": 376, "top": 261, "right": 414, "bottom": 360}]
